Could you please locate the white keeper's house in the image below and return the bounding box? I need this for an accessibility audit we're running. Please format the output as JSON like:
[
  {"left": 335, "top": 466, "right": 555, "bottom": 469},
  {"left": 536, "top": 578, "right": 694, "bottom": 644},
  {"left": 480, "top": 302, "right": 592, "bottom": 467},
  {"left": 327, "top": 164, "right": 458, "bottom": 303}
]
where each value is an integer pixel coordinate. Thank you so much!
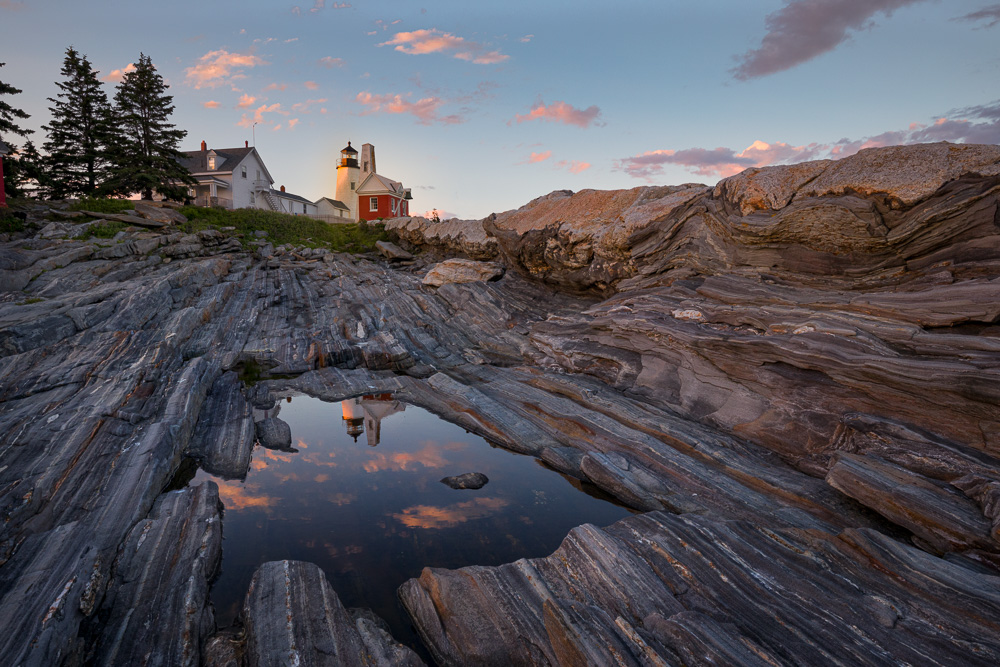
[{"left": 179, "top": 141, "right": 318, "bottom": 216}]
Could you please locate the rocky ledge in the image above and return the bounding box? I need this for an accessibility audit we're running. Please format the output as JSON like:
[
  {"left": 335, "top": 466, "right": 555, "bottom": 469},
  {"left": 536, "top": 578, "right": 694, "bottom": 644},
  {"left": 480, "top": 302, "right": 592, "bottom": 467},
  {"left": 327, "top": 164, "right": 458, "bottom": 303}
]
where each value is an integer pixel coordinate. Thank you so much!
[{"left": 0, "top": 142, "right": 998, "bottom": 665}]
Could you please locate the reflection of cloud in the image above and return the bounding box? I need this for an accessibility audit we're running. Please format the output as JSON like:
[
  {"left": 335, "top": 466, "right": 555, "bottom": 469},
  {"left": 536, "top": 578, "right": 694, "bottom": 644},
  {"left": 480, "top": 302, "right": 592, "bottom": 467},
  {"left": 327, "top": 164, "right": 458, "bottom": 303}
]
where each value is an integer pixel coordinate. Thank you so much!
[
  {"left": 954, "top": 5, "right": 1000, "bottom": 28},
  {"left": 327, "top": 493, "right": 355, "bottom": 506},
  {"left": 216, "top": 480, "right": 276, "bottom": 511},
  {"left": 362, "top": 443, "right": 450, "bottom": 472},
  {"left": 392, "top": 497, "right": 509, "bottom": 529},
  {"left": 315, "top": 474, "right": 329, "bottom": 483},
  {"left": 732, "top": 0, "right": 925, "bottom": 80}
]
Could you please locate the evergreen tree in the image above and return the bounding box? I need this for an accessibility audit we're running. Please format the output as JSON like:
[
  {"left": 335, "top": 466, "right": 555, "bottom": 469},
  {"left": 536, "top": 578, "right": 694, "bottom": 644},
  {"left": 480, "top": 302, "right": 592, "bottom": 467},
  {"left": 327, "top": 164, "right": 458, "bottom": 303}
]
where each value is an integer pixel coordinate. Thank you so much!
[
  {"left": 104, "top": 53, "right": 194, "bottom": 200},
  {"left": 13, "top": 141, "right": 48, "bottom": 198},
  {"left": 0, "top": 61, "right": 32, "bottom": 142},
  {"left": 42, "top": 47, "right": 113, "bottom": 199}
]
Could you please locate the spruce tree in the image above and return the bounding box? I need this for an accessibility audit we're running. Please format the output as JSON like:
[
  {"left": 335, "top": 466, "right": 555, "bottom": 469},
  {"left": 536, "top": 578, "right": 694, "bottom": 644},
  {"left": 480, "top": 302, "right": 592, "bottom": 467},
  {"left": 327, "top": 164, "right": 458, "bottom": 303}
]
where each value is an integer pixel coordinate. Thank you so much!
[
  {"left": 104, "top": 54, "right": 194, "bottom": 200},
  {"left": 42, "top": 47, "right": 113, "bottom": 198},
  {"left": 14, "top": 141, "right": 48, "bottom": 198},
  {"left": 0, "top": 61, "right": 32, "bottom": 142}
]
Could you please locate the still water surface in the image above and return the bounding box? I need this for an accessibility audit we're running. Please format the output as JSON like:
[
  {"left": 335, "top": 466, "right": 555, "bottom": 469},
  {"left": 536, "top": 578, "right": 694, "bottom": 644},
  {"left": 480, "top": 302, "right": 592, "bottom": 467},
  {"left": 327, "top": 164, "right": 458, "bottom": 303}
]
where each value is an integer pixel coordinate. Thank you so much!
[{"left": 194, "top": 394, "right": 633, "bottom": 649}]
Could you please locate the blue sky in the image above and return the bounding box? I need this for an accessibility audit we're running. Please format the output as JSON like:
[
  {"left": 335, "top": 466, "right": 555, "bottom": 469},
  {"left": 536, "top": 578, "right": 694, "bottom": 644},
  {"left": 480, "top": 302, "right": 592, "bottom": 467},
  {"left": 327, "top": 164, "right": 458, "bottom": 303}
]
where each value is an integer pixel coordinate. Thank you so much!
[{"left": 2, "top": 0, "right": 999, "bottom": 219}]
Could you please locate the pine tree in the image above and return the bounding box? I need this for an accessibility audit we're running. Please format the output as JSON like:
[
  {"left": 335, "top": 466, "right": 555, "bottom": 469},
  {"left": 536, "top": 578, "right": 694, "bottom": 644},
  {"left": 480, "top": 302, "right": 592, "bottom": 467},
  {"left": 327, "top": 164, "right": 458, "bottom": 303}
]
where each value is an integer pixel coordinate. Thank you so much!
[
  {"left": 42, "top": 47, "right": 113, "bottom": 198},
  {"left": 14, "top": 141, "right": 48, "bottom": 198},
  {"left": 0, "top": 61, "right": 32, "bottom": 142},
  {"left": 104, "top": 54, "right": 194, "bottom": 200}
]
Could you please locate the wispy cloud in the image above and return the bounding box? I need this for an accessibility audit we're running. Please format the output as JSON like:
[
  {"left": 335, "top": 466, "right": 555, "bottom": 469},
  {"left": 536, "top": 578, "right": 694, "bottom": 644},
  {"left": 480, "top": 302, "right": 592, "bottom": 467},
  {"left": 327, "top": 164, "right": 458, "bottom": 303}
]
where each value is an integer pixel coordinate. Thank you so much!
[
  {"left": 527, "top": 150, "right": 552, "bottom": 163},
  {"left": 103, "top": 63, "right": 136, "bottom": 83},
  {"left": 617, "top": 100, "right": 1000, "bottom": 181},
  {"left": 557, "top": 160, "right": 591, "bottom": 173},
  {"left": 954, "top": 4, "right": 1000, "bottom": 28},
  {"left": 291, "top": 98, "right": 327, "bottom": 112},
  {"left": 311, "top": 0, "right": 351, "bottom": 12},
  {"left": 355, "top": 91, "right": 463, "bottom": 125},
  {"left": 202, "top": 100, "right": 221, "bottom": 109},
  {"left": 732, "top": 0, "right": 926, "bottom": 80},
  {"left": 237, "top": 93, "right": 257, "bottom": 108},
  {"left": 185, "top": 49, "right": 267, "bottom": 89},
  {"left": 319, "top": 56, "right": 345, "bottom": 68},
  {"left": 379, "top": 28, "right": 509, "bottom": 64},
  {"left": 288, "top": 118, "right": 300, "bottom": 129},
  {"left": 304, "top": 80, "right": 319, "bottom": 90},
  {"left": 265, "top": 82, "right": 288, "bottom": 92},
  {"left": 0, "top": 1, "right": 26, "bottom": 10},
  {"left": 513, "top": 100, "right": 602, "bottom": 128},
  {"left": 520, "top": 34, "right": 534, "bottom": 43},
  {"left": 237, "top": 102, "right": 284, "bottom": 128}
]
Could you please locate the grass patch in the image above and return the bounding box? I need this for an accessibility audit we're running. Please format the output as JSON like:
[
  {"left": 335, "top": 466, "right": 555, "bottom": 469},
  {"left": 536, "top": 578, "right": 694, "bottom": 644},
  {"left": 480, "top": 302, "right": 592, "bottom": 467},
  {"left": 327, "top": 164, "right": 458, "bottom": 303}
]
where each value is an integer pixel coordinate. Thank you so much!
[
  {"left": 0, "top": 206, "right": 24, "bottom": 234},
  {"left": 178, "top": 206, "right": 388, "bottom": 252},
  {"left": 69, "top": 198, "right": 136, "bottom": 214},
  {"left": 17, "top": 297, "right": 44, "bottom": 305},
  {"left": 76, "top": 220, "right": 127, "bottom": 239}
]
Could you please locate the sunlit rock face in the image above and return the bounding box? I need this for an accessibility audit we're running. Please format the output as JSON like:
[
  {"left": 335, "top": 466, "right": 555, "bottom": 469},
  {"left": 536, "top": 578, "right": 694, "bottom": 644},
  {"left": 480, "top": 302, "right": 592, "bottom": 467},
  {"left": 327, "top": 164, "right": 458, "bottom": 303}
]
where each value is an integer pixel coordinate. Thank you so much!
[{"left": 1, "top": 142, "right": 999, "bottom": 666}]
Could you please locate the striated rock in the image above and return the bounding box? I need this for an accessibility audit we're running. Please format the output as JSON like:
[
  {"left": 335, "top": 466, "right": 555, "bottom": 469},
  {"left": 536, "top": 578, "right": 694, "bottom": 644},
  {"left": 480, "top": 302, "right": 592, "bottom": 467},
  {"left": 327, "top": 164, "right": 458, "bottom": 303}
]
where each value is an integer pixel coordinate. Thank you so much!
[
  {"left": 241, "top": 560, "right": 423, "bottom": 667},
  {"left": 91, "top": 482, "right": 222, "bottom": 666},
  {"left": 187, "top": 371, "right": 256, "bottom": 479},
  {"left": 384, "top": 215, "right": 498, "bottom": 260},
  {"left": 440, "top": 472, "right": 489, "bottom": 490},
  {"left": 376, "top": 240, "right": 414, "bottom": 261},
  {"left": 81, "top": 210, "right": 167, "bottom": 229},
  {"left": 422, "top": 259, "right": 504, "bottom": 287},
  {"left": 134, "top": 201, "right": 188, "bottom": 225}
]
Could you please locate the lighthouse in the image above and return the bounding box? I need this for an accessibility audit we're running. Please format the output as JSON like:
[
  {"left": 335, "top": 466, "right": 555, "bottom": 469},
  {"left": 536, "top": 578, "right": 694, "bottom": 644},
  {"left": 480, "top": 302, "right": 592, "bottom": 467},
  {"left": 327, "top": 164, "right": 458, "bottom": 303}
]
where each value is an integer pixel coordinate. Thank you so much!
[{"left": 334, "top": 141, "right": 359, "bottom": 220}]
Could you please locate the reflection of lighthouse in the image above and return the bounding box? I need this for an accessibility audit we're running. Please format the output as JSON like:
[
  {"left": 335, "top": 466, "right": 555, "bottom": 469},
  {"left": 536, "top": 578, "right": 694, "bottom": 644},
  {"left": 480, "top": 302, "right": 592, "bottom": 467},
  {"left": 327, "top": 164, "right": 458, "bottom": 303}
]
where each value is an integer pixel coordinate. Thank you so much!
[{"left": 340, "top": 393, "right": 406, "bottom": 446}]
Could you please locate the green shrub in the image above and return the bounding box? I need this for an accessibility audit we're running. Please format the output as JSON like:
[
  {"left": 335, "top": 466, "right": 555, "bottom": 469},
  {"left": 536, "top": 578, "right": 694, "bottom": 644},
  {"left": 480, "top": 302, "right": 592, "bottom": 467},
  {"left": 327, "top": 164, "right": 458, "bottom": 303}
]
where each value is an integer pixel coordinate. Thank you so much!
[
  {"left": 0, "top": 206, "right": 24, "bottom": 233},
  {"left": 76, "top": 220, "right": 127, "bottom": 239},
  {"left": 178, "top": 206, "right": 388, "bottom": 252},
  {"left": 69, "top": 198, "right": 136, "bottom": 214}
]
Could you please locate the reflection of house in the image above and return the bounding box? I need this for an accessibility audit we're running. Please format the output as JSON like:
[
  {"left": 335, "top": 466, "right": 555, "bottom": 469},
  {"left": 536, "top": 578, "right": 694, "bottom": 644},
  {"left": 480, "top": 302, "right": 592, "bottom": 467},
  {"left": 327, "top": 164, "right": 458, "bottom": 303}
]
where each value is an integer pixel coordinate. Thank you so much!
[
  {"left": 340, "top": 393, "right": 406, "bottom": 446},
  {"left": 179, "top": 141, "right": 316, "bottom": 215},
  {"left": 334, "top": 141, "right": 411, "bottom": 221}
]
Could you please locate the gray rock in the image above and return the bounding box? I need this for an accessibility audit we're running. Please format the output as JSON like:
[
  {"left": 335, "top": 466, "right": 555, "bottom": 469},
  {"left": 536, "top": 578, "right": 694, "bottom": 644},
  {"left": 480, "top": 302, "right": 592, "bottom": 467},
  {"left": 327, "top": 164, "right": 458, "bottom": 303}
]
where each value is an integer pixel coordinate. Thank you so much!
[
  {"left": 440, "top": 472, "right": 489, "bottom": 489},
  {"left": 256, "top": 416, "right": 292, "bottom": 450},
  {"left": 376, "top": 240, "right": 414, "bottom": 261},
  {"left": 422, "top": 259, "right": 504, "bottom": 287},
  {"left": 134, "top": 202, "right": 188, "bottom": 225}
]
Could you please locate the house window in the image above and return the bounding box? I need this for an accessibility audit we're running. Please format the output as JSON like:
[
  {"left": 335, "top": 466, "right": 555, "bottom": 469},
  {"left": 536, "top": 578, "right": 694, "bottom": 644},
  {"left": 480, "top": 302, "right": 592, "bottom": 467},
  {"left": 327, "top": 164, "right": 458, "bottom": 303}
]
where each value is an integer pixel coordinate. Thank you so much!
[
  {"left": 369, "top": 197, "right": 379, "bottom": 212},
  {"left": 303, "top": 203, "right": 307, "bottom": 214},
  {"left": 350, "top": 182, "right": 355, "bottom": 191},
  {"left": 250, "top": 193, "right": 255, "bottom": 205},
  {"left": 256, "top": 169, "right": 260, "bottom": 180},
  {"left": 208, "top": 156, "right": 216, "bottom": 170},
  {"left": 241, "top": 166, "right": 247, "bottom": 178}
]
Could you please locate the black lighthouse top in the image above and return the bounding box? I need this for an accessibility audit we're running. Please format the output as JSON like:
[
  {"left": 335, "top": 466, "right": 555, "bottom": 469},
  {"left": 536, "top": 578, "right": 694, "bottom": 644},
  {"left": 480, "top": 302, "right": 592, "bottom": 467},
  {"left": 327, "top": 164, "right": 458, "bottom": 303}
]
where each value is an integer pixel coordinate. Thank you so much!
[{"left": 339, "top": 141, "right": 359, "bottom": 168}]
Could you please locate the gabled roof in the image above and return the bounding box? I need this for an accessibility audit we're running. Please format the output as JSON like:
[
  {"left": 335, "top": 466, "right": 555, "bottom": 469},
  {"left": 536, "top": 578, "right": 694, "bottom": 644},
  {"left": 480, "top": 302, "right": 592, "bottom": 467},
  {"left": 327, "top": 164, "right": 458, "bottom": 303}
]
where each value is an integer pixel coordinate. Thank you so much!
[
  {"left": 179, "top": 146, "right": 274, "bottom": 184},
  {"left": 315, "top": 196, "right": 351, "bottom": 211},
  {"left": 356, "top": 172, "right": 405, "bottom": 196},
  {"left": 272, "top": 189, "right": 313, "bottom": 206}
]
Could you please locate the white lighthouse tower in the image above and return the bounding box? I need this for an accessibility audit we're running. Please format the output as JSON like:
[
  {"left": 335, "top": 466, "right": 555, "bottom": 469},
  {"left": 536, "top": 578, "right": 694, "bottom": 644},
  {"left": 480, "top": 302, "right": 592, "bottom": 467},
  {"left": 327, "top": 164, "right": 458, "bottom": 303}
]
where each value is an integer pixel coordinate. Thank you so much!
[{"left": 335, "top": 141, "right": 360, "bottom": 219}]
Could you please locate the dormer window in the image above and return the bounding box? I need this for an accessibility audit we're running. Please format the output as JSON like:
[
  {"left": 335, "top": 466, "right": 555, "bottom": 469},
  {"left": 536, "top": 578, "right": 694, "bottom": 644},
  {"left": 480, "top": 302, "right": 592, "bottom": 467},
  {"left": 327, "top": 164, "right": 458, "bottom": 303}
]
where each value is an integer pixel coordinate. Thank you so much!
[{"left": 208, "top": 156, "right": 216, "bottom": 170}]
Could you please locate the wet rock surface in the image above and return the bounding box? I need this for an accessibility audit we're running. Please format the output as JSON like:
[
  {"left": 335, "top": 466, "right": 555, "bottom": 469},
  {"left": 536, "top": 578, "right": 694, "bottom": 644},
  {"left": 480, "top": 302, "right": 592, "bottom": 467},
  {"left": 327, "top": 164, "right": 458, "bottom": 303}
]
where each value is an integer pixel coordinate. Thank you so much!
[
  {"left": 440, "top": 472, "right": 489, "bottom": 490},
  {"left": 0, "top": 143, "right": 998, "bottom": 665}
]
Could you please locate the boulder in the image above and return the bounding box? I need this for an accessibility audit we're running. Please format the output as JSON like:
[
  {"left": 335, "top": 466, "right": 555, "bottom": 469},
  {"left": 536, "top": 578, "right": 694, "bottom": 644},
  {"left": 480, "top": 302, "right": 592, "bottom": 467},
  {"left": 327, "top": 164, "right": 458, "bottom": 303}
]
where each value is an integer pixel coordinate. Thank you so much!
[
  {"left": 376, "top": 240, "right": 414, "bottom": 261},
  {"left": 256, "top": 417, "right": 292, "bottom": 450},
  {"left": 134, "top": 202, "right": 188, "bottom": 225},
  {"left": 422, "top": 259, "right": 504, "bottom": 287},
  {"left": 384, "top": 215, "right": 498, "bottom": 260}
]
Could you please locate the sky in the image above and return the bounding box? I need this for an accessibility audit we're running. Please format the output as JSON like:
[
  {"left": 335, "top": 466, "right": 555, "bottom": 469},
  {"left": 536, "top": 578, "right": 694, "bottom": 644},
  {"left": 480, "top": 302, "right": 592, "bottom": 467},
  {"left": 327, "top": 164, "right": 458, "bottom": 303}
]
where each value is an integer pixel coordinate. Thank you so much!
[{"left": 1, "top": 0, "right": 999, "bottom": 219}]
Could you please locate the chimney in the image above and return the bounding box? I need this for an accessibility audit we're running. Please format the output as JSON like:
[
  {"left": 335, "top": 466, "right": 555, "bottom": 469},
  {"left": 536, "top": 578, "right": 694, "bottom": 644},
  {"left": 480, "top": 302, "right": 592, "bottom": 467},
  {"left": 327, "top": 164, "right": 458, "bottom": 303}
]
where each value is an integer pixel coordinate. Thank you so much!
[
  {"left": 245, "top": 140, "right": 249, "bottom": 148},
  {"left": 200, "top": 140, "right": 206, "bottom": 151},
  {"left": 280, "top": 185, "right": 285, "bottom": 192}
]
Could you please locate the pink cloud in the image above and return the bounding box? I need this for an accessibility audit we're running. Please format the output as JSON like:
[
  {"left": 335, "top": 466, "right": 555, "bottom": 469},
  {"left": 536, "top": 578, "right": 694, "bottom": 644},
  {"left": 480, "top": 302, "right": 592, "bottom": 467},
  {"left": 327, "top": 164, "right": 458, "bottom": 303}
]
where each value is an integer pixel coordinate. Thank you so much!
[
  {"left": 355, "top": 91, "right": 463, "bottom": 125},
  {"left": 513, "top": 100, "right": 602, "bottom": 129},
  {"left": 291, "top": 98, "right": 327, "bottom": 112},
  {"left": 103, "top": 63, "right": 136, "bottom": 83},
  {"left": 0, "top": 1, "right": 26, "bottom": 9},
  {"left": 288, "top": 118, "right": 299, "bottom": 129},
  {"left": 520, "top": 34, "right": 534, "bottom": 43},
  {"left": 237, "top": 102, "right": 283, "bottom": 128},
  {"left": 733, "top": 0, "right": 925, "bottom": 80},
  {"left": 319, "top": 56, "right": 345, "bottom": 68},
  {"left": 423, "top": 209, "right": 459, "bottom": 220},
  {"left": 185, "top": 49, "right": 267, "bottom": 89},
  {"left": 237, "top": 93, "right": 257, "bottom": 108},
  {"left": 557, "top": 160, "right": 591, "bottom": 173},
  {"left": 304, "top": 80, "right": 319, "bottom": 90},
  {"left": 202, "top": 100, "right": 221, "bottom": 109},
  {"left": 528, "top": 150, "right": 552, "bottom": 163},
  {"left": 379, "top": 28, "right": 509, "bottom": 64},
  {"left": 617, "top": 101, "right": 1000, "bottom": 181},
  {"left": 265, "top": 82, "right": 288, "bottom": 92}
]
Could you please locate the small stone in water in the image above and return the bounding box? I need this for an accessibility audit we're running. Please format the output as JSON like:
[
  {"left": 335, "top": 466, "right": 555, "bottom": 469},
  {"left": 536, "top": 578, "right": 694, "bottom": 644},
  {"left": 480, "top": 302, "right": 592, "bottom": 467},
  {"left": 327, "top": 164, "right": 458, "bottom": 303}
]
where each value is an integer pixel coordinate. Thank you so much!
[{"left": 440, "top": 472, "right": 489, "bottom": 490}]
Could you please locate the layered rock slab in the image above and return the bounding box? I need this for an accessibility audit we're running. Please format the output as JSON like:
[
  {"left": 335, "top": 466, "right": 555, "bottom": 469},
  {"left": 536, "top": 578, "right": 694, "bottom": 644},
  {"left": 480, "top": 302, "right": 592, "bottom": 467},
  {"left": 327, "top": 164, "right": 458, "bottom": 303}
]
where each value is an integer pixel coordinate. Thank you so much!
[
  {"left": 400, "top": 512, "right": 1000, "bottom": 666},
  {"left": 241, "top": 560, "right": 423, "bottom": 667}
]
